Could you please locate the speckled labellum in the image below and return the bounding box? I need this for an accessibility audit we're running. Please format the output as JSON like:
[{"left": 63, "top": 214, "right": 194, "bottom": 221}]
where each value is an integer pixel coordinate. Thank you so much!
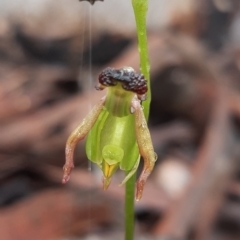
[{"left": 62, "top": 67, "right": 156, "bottom": 200}]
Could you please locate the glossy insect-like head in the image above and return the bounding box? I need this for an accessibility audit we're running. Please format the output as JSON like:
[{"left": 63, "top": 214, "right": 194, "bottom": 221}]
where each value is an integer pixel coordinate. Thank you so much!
[
  {"left": 79, "top": 0, "right": 103, "bottom": 5},
  {"left": 96, "top": 67, "right": 148, "bottom": 101}
]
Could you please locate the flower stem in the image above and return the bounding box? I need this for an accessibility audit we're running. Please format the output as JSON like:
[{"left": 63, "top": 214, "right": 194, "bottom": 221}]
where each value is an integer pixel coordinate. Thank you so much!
[
  {"left": 132, "top": 0, "right": 150, "bottom": 119},
  {"left": 124, "top": 171, "right": 136, "bottom": 240},
  {"left": 125, "top": 1, "right": 150, "bottom": 240}
]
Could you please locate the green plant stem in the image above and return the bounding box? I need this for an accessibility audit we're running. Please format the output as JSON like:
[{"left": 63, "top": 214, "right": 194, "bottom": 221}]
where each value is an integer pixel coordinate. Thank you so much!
[
  {"left": 124, "top": 171, "right": 136, "bottom": 240},
  {"left": 125, "top": 1, "right": 150, "bottom": 240},
  {"left": 132, "top": 0, "right": 150, "bottom": 119}
]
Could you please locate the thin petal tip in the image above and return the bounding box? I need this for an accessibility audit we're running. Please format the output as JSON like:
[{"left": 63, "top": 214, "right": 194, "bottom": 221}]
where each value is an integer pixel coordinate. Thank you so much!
[{"left": 102, "top": 176, "right": 111, "bottom": 190}]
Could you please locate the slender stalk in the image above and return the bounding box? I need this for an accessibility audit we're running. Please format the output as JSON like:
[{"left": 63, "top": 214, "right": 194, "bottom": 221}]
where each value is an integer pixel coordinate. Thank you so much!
[
  {"left": 132, "top": 0, "right": 150, "bottom": 119},
  {"left": 124, "top": 171, "right": 136, "bottom": 240},
  {"left": 125, "top": 1, "right": 150, "bottom": 240}
]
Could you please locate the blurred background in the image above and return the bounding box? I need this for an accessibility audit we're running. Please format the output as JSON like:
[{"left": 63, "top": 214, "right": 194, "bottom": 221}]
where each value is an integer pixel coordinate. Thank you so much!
[{"left": 1, "top": 0, "right": 240, "bottom": 239}]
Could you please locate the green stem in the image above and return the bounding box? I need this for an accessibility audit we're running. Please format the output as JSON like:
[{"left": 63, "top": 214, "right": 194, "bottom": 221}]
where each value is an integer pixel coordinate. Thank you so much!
[
  {"left": 132, "top": 0, "right": 150, "bottom": 119},
  {"left": 125, "top": 1, "right": 150, "bottom": 240},
  {"left": 124, "top": 171, "right": 136, "bottom": 240}
]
